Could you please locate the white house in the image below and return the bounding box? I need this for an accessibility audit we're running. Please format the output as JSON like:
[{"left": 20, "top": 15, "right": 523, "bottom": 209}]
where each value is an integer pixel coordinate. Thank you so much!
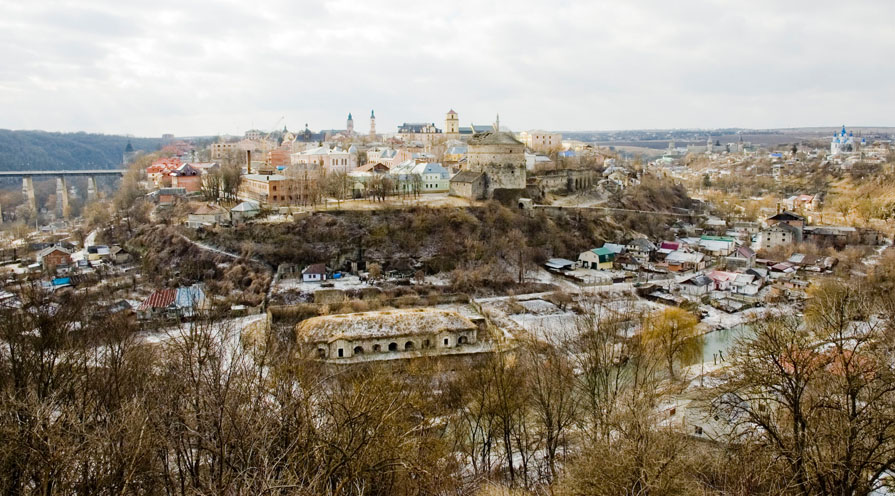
[
  {"left": 302, "top": 263, "right": 327, "bottom": 282},
  {"left": 679, "top": 275, "right": 712, "bottom": 296},
  {"left": 732, "top": 273, "right": 761, "bottom": 296},
  {"left": 230, "top": 200, "right": 261, "bottom": 224}
]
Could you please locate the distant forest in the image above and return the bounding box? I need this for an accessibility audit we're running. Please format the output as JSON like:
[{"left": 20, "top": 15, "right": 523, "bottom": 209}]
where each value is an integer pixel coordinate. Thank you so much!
[{"left": 0, "top": 130, "right": 162, "bottom": 171}]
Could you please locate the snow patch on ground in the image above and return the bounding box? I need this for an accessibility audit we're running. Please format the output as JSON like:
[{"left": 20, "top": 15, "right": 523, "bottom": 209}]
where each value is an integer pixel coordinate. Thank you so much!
[{"left": 274, "top": 275, "right": 370, "bottom": 293}]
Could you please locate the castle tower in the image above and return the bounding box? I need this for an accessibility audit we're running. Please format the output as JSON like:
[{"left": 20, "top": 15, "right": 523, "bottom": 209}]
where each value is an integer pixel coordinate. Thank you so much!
[
  {"left": 347, "top": 113, "right": 354, "bottom": 135},
  {"left": 123, "top": 141, "right": 137, "bottom": 164},
  {"left": 445, "top": 109, "right": 459, "bottom": 135},
  {"left": 370, "top": 110, "right": 376, "bottom": 138}
]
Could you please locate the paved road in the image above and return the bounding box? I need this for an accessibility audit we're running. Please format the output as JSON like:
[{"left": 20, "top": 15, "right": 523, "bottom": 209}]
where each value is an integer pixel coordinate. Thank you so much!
[
  {"left": 177, "top": 233, "right": 243, "bottom": 260},
  {"left": 474, "top": 279, "right": 675, "bottom": 305}
]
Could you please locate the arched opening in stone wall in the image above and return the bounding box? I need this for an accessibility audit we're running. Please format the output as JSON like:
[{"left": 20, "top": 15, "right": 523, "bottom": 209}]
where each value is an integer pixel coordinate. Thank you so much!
[
  {"left": 388, "top": 342, "right": 398, "bottom": 352},
  {"left": 404, "top": 341, "right": 414, "bottom": 351},
  {"left": 353, "top": 346, "right": 364, "bottom": 355}
]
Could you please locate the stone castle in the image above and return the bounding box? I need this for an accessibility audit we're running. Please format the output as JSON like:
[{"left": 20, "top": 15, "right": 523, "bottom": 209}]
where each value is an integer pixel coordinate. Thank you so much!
[{"left": 449, "top": 116, "right": 526, "bottom": 200}]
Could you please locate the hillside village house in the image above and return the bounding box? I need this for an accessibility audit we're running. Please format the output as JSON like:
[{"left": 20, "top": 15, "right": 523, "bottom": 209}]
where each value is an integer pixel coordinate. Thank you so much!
[
  {"left": 783, "top": 194, "right": 818, "bottom": 211},
  {"left": 302, "top": 264, "right": 326, "bottom": 282},
  {"left": 726, "top": 245, "right": 756, "bottom": 268},
  {"left": 758, "top": 223, "right": 802, "bottom": 251},
  {"left": 229, "top": 200, "right": 261, "bottom": 223},
  {"left": 655, "top": 241, "right": 682, "bottom": 261},
  {"left": 626, "top": 238, "right": 656, "bottom": 260},
  {"left": 187, "top": 204, "right": 227, "bottom": 228},
  {"left": 389, "top": 160, "right": 451, "bottom": 193},
  {"left": 732, "top": 273, "right": 762, "bottom": 296},
  {"left": 766, "top": 210, "right": 806, "bottom": 229},
  {"left": 602, "top": 243, "right": 625, "bottom": 255},
  {"left": 110, "top": 245, "right": 132, "bottom": 264},
  {"left": 448, "top": 171, "right": 485, "bottom": 200},
  {"left": 698, "top": 236, "right": 736, "bottom": 257},
  {"left": 37, "top": 245, "right": 72, "bottom": 270},
  {"left": 146, "top": 157, "right": 182, "bottom": 188},
  {"left": 137, "top": 284, "right": 207, "bottom": 320},
  {"left": 170, "top": 163, "right": 202, "bottom": 192},
  {"left": 665, "top": 250, "right": 705, "bottom": 272},
  {"left": 86, "top": 245, "right": 111, "bottom": 261},
  {"left": 706, "top": 270, "right": 739, "bottom": 291},
  {"left": 579, "top": 247, "right": 616, "bottom": 270},
  {"left": 680, "top": 275, "right": 712, "bottom": 296},
  {"left": 296, "top": 308, "right": 479, "bottom": 361},
  {"left": 154, "top": 187, "right": 186, "bottom": 205}
]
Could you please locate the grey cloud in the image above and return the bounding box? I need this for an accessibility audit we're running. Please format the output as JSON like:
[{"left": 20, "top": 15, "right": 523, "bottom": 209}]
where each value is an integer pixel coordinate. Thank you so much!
[{"left": 0, "top": 0, "right": 892, "bottom": 135}]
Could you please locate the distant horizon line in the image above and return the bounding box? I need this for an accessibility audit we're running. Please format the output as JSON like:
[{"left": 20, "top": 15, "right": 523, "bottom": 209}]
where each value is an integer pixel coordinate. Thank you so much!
[{"left": 2, "top": 125, "right": 894, "bottom": 140}]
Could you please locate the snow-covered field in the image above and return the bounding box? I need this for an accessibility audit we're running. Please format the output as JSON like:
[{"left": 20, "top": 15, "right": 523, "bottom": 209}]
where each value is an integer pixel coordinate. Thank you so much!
[
  {"left": 273, "top": 273, "right": 452, "bottom": 296},
  {"left": 273, "top": 274, "right": 370, "bottom": 293},
  {"left": 699, "top": 304, "right": 785, "bottom": 330}
]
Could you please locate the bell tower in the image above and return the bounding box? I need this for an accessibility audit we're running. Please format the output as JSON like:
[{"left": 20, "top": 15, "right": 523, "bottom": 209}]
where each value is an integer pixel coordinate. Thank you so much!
[
  {"left": 445, "top": 109, "right": 459, "bottom": 135},
  {"left": 369, "top": 110, "right": 376, "bottom": 138}
]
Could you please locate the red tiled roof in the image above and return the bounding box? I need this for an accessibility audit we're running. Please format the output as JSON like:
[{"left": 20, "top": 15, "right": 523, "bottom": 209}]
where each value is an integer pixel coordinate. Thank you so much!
[
  {"left": 707, "top": 270, "right": 738, "bottom": 282},
  {"left": 660, "top": 241, "right": 680, "bottom": 250},
  {"left": 138, "top": 288, "right": 176, "bottom": 311},
  {"left": 146, "top": 157, "right": 183, "bottom": 175},
  {"left": 354, "top": 162, "right": 390, "bottom": 172}
]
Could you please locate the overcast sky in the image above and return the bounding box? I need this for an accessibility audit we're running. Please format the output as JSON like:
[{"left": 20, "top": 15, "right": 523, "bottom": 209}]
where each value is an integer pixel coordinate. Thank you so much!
[{"left": 1, "top": 0, "right": 893, "bottom": 137}]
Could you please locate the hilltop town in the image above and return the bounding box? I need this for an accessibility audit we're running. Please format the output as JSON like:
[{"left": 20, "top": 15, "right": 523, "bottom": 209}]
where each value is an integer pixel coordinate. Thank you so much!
[{"left": 2, "top": 113, "right": 895, "bottom": 494}]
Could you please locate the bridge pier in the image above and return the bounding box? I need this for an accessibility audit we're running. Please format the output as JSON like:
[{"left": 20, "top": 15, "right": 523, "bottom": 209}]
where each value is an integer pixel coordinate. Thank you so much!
[
  {"left": 56, "top": 176, "right": 70, "bottom": 219},
  {"left": 22, "top": 176, "right": 36, "bottom": 214},
  {"left": 87, "top": 176, "right": 98, "bottom": 202}
]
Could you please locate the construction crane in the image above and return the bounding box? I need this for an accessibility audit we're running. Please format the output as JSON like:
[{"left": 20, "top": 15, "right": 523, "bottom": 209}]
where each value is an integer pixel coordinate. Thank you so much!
[{"left": 265, "top": 115, "right": 286, "bottom": 141}]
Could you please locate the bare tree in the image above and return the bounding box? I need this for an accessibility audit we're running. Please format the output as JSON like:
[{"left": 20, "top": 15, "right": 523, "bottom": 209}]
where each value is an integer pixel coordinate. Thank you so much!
[{"left": 710, "top": 282, "right": 895, "bottom": 496}]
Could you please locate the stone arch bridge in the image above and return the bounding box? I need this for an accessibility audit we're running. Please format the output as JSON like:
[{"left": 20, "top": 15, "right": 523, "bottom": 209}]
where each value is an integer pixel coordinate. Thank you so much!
[{"left": 0, "top": 169, "right": 126, "bottom": 220}]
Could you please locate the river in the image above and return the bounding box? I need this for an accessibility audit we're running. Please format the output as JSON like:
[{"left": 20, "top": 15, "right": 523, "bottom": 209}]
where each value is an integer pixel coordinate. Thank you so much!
[{"left": 700, "top": 324, "right": 753, "bottom": 365}]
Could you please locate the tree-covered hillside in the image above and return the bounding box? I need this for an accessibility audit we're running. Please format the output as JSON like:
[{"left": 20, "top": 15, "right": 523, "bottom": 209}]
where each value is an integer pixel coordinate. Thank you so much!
[{"left": 0, "top": 130, "right": 162, "bottom": 171}]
